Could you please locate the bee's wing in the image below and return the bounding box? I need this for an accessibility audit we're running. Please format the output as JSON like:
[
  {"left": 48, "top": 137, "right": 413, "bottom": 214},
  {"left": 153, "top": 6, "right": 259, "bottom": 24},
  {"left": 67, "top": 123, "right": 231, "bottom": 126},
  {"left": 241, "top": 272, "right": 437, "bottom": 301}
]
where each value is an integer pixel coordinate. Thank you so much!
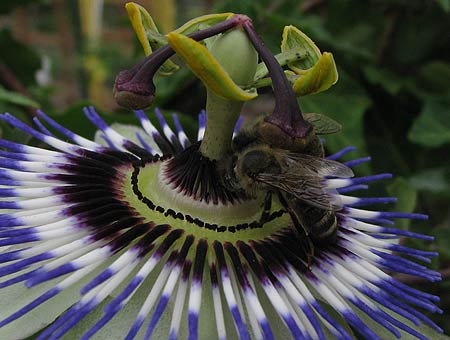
[
  {"left": 256, "top": 172, "right": 341, "bottom": 211},
  {"left": 283, "top": 153, "right": 354, "bottom": 178}
]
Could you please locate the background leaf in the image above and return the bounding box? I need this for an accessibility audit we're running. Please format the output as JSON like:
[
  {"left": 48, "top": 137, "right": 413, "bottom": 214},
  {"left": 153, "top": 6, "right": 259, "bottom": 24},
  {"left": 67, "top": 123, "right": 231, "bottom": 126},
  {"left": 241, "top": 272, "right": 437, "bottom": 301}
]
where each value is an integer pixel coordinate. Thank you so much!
[
  {"left": 387, "top": 177, "right": 418, "bottom": 229},
  {"left": 0, "top": 85, "right": 39, "bottom": 108},
  {"left": 408, "top": 95, "right": 450, "bottom": 148},
  {"left": 0, "top": 29, "right": 40, "bottom": 86},
  {"left": 409, "top": 167, "right": 450, "bottom": 196},
  {"left": 300, "top": 70, "right": 372, "bottom": 174},
  {"left": 435, "top": 0, "right": 450, "bottom": 12},
  {"left": 433, "top": 228, "right": 450, "bottom": 260}
]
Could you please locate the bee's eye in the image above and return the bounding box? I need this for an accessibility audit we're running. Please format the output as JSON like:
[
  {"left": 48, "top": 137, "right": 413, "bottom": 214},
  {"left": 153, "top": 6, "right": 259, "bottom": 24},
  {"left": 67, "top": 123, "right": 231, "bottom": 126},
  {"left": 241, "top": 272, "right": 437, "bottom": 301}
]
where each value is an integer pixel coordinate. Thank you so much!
[{"left": 241, "top": 150, "right": 281, "bottom": 178}]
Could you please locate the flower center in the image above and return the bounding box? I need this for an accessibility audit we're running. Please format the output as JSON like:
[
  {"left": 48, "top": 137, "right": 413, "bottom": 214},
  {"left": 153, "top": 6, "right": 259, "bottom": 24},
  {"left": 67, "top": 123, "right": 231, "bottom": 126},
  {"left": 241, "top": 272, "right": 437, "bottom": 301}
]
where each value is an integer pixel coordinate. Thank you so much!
[{"left": 118, "top": 145, "right": 290, "bottom": 243}]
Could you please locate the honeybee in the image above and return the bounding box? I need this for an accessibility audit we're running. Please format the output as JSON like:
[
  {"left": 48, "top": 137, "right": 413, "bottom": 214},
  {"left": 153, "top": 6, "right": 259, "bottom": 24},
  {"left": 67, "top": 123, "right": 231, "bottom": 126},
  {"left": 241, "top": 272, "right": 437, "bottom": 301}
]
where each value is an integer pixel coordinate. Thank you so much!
[{"left": 219, "top": 114, "right": 354, "bottom": 264}]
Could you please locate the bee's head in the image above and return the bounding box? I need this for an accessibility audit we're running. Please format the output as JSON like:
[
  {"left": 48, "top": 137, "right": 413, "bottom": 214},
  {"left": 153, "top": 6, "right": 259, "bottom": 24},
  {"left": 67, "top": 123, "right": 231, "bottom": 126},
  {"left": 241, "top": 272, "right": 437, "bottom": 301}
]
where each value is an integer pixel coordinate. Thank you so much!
[{"left": 237, "top": 146, "right": 282, "bottom": 187}]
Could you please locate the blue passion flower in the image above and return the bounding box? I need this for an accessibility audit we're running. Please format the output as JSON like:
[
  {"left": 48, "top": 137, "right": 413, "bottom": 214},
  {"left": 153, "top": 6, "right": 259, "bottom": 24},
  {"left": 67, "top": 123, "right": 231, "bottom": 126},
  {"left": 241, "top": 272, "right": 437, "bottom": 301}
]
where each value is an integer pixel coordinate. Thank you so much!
[
  {"left": 0, "top": 107, "right": 442, "bottom": 340},
  {"left": 0, "top": 8, "right": 444, "bottom": 340}
]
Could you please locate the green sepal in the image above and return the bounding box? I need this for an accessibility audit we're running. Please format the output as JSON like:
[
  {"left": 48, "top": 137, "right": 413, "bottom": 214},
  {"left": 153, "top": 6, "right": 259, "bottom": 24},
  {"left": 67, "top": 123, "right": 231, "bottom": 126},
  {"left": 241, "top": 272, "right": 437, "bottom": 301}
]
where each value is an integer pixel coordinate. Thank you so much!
[
  {"left": 292, "top": 52, "right": 338, "bottom": 96},
  {"left": 173, "top": 13, "right": 235, "bottom": 35},
  {"left": 254, "top": 49, "right": 307, "bottom": 82},
  {"left": 251, "top": 70, "right": 298, "bottom": 89},
  {"left": 125, "top": 2, "right": 179, "bottom": 76},
  {"left": 167, "top": 32, "right": 257, "bottom": 101},
  {"left": 303, "top": 112, "right": 342, "bottom": 135},
  {"left": 280, "top": 25, "right": 338, "bottom": 95},
  {"left": 281, "top": 25, "right": 322, "bottom": 74}
]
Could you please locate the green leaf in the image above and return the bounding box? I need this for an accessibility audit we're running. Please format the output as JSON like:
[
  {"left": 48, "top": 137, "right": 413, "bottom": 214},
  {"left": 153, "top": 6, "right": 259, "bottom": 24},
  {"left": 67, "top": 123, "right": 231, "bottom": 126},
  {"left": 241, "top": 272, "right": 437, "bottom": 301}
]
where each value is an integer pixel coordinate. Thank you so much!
[
  {"left": 363, "top": 66, "right": 409, "bottom": 95},
  {"left": 0, "top": 29, "right": 41, "bottom": 86},
  {"left": 387, "top": 177, "right": 418, "bottom": 229},
  {"left": 409, "top": 167, "right": 450, "bottom": 195},
  {"left": 408, "top": 96, "right": 450, "bottom": 148},
  {"left": 166, "top": 32, "right": 257, "bottom": 101},
  {"left": 303, "top": 112, "right": 342, "bottom": 135},
  {"left": 432, "top": 228, "right": 450, "bottom": 259},
  {"left": 435, "top": 0, "right": 450, "bottom": 12},
  {"left": 0, "top": 86, "right": 39, "bottom": 108},
  {"left": 417, "top": 61, "right": 450, "bottom": 95},
  {"left": 300, "top": 71, "right": 372, "bottom": 174}
]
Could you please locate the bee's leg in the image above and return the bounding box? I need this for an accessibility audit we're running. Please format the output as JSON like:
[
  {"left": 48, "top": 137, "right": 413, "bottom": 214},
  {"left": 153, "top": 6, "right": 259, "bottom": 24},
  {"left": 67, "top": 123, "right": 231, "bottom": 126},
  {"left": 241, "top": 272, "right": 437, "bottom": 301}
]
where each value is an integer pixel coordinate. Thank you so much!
[
  {"left": 259, "top": 191, "right": 272, "bottom": 225},
  {"left": 277, "top": 193, "right": 308, "bottom": 237},
  {"left": 305, "top": 238, "right": 315, "bottom": 269},
  {"left": 277, "top": 193, "right": 315, "bottom": 269}
]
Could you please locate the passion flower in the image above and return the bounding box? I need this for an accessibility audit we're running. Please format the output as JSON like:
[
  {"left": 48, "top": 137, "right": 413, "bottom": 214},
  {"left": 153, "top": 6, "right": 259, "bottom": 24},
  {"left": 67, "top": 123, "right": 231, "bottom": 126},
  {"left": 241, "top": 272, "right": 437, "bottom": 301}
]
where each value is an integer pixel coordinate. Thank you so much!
[{"left": 0, "top": 6, "right": 443, "bottom": 340}]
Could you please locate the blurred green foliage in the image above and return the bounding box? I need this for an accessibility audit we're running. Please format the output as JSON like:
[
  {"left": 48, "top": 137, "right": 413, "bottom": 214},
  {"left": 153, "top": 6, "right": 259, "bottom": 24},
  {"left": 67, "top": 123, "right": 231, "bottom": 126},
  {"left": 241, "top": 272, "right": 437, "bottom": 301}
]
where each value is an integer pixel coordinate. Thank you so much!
[{"left": 0, "top": 0, "right": 449, "bottom": 336}]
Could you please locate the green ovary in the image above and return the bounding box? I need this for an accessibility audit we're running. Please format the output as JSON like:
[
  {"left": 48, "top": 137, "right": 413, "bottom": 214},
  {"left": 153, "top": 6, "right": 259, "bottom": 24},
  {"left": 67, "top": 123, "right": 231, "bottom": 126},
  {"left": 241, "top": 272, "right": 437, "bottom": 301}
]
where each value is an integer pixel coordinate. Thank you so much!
[{"left": 121, "top": 159, "right": 291, "bottom": 243}]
